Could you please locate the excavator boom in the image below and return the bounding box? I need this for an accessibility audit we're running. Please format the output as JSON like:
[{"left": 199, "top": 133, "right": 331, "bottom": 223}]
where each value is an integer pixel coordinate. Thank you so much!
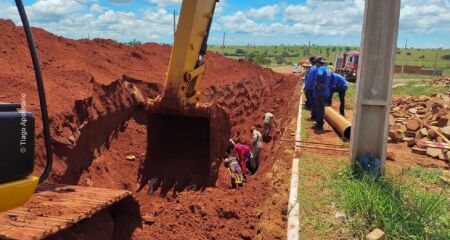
[{"left": 163, "top": 0, "right": 216, "bottom": 106}]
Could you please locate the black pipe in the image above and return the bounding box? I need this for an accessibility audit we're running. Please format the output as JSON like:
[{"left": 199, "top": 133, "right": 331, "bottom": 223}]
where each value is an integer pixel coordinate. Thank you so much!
[{"left": 15, "top": 0, "right": 53, "bottom": 184}]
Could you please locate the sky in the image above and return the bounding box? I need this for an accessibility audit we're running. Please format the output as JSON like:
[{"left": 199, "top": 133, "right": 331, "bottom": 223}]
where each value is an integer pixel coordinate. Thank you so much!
[{"left": 0, "top": 0, "right": 449, "bottom": 48}]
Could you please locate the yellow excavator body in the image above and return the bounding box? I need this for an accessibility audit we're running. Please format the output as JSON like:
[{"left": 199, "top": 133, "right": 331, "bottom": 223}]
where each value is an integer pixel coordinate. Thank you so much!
[{"left": 0, "top": 176, "right": 38, "bottom": 212}]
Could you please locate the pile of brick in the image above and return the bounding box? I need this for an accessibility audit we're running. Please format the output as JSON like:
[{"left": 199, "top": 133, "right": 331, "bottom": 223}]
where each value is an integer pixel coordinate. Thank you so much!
[
  {"left": 430, "top": 76, "right": 450, "bottom": 87},
  {"left": 389, "top": 93, "right": 450, "bottom": 161}
]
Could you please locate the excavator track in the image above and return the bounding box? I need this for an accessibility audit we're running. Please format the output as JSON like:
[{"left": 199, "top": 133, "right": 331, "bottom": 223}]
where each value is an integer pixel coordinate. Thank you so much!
[{"left": 0, "top": 184, "right": 132, "bottom": 240}]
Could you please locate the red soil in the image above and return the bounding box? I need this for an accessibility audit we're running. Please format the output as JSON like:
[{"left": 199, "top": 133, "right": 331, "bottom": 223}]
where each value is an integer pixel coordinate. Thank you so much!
[{"left": 0, "top": 19, "right": 299, "bottom": 239}]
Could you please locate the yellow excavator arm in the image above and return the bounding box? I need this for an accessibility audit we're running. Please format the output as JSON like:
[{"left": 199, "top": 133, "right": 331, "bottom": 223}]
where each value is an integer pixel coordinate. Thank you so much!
[{"left": 162, "top": 0, "right": 217, "bottom": 107}]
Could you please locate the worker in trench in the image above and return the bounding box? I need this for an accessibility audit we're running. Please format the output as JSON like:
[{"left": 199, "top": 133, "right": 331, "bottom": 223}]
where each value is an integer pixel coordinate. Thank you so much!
[
  {"left": 263, "top": 110, "right": 278, "bottom": 142},
  {"left": 223, "top": 153, "right": 245, "bottom": 188},
  {"left": 312, "top": 57, "right": 332, "bottom": 131},
  {"left": 327, "top": 72, "right": 349, "bottom": 117},
  {"left": 233, "top": 141, "right": 251, "bottom": 176},
  {"left": 249, "top": 126, "right": 263, "bottom": 173},
  {"left": 304, "top": 56, "right": 318, "bottom": 118}
]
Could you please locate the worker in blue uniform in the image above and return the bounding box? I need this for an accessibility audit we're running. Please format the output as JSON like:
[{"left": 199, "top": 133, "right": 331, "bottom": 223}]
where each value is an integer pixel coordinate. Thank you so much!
[
  {"left": 327, "top": 72, "right": 349, "bottom": 117},
  {"left": 304, "top": 56, "right": 317, "bottom": 117},
  {"left": 312, "top": 57, "right": 332, "bottom": 131}
]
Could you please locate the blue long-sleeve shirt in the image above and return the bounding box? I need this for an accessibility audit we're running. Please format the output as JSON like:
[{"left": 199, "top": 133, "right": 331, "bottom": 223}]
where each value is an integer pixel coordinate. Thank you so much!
[
  {"left": 330, "top": 73, "right": 348, "bottom": 89},
  {"left": 304, "top": 65, "right": 317, "bottom": 90},
  {"left": 313, "top": 65, "right": 332, "bottom": 97}
]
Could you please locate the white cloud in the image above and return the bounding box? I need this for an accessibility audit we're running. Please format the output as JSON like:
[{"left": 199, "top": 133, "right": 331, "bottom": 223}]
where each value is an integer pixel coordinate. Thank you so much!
[
  {"left": 0, "top": 1, "right": 20, "bottom": 22},
  {"left": 147, "top": 0, "right": 181, "bottom": 8},
  {"left": 400, "top": 0, "right": 450, "bottom": 33},
  {"left": 0, "top": 0, "right": 176, "bottom": 41},
  {"left": 247, "top": 5, "right": 279, "bottom": 20},
  {"left": 215, "top": 0, "right": 226, "bottom": 16},
  {"left": 1, "top": 0, "right": 449, "bottom": 46},
  {"left": 218, "top": 1, "right": 363, "bottom": 37},
  {"left": 218, "top": 0, "right": 450, "bottom": 39},
  {"left": 282, "top": 0, "right": 365, "bottom": 36},
  {"left": 219, "top": 11, "right": 290, "bottom": 35},
  {"left": 27, "top": 0, "right": 84, "bottom": 22}
]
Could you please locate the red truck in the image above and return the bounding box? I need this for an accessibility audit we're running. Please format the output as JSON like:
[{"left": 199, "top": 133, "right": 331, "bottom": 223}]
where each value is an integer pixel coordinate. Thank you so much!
[{"left": 335, "top": 51, "right": 360, "bottom": 82}]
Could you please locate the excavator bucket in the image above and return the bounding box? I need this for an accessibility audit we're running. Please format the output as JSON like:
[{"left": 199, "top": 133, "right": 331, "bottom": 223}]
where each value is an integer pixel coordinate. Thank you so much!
[{"left": 139, "top": 99, "right": 230, "bottom": 194}]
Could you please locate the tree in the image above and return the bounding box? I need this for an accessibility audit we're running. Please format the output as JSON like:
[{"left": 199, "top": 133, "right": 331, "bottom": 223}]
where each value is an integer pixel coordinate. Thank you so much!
[
  {"left": 255, "top": 53, "right": 267, "bottom": 64},
  {"left": 255, "top": 53, "right": 272, "bottom": 66},
  {"left": 127, "top": 39, "right": 142, "bottom": 46},
  {"left": 275, "top": 55, "right": 286, "bottom": 65},
  {"left": 247, "top": 52, "right": 256, "bottom": 62},
  {"left": 441, "top": 54, "right": 450, "bottom": 61},
  {"left": 419, "top": 55, "right": 425, "bottom": 59},
  {"left": 406, "top": 52, "right": 412, "bottom": 56},
  {"left": 235, "top": 48, "right": 246, "bottom": 55},
  {"left": 345, "top": 47, "right": 352, "bottom": 51}
]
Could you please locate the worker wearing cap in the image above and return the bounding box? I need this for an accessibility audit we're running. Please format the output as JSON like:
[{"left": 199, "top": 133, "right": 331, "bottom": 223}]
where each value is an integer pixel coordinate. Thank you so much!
[
  {"left": 327, "top": 72, "right": 348, "bottom": 116},
  {"left": 304, "top": 56, "right": 317, "bottom": 114},
  {"left": 313, "top": 57, "right": 332, "bottom": 131}
]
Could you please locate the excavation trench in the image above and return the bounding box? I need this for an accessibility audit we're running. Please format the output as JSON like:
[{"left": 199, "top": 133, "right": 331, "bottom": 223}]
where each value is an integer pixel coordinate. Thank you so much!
[
  {"left": 1, "top": 20, "right": 302, "bottom": 239},
  {"left": 39, "top": 71, "right": 297, "bottom": 239}
]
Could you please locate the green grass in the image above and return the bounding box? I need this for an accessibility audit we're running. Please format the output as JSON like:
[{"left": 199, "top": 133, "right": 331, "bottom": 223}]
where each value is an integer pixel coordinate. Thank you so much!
[
  {"left": 393, "top": 73, "right": 439, "bottom": 80},
  {"left": 209, "top": 45, "right": 356, "bottom": 67},
  {"left": 209, "top": 45, "right": 450, "bottom": 76},
  {"left": 407, "top": 167, "right": 447, "bottom": 186},
  {"left": 300, "top": 108, "right": 311, "bottom": 141},
  {"left": 297, "top": 143, "right": 450, "bottom": 239},
  {"left": 333, "top": 168, "right": 450, "bottom": 239},
  {"left": 298, "top": 154, "right": 351, "bottom": 239},
  {"left": 393, "top": 80, "right": 450, "bottom": 96}
]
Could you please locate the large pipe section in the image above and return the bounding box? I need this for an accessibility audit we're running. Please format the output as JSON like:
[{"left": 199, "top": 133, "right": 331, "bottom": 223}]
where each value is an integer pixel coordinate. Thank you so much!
[{"left": 325, "top": 107, "right": 351, "bottom": 139}]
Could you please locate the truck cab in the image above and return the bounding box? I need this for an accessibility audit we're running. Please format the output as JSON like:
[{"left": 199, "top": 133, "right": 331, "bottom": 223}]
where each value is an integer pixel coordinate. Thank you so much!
[{"left": 335, "top": 51, "right": 360, "bottom": 82}]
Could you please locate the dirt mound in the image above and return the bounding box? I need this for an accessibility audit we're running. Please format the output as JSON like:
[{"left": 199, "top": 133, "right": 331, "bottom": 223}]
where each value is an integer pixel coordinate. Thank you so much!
[{"left": 0, "top": 19, "right": 299, "bottom": 239}]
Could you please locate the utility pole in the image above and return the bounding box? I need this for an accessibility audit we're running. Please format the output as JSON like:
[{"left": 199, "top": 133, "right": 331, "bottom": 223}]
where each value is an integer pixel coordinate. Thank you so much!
[
  {"left": 173, "top": 10, "right": 176, "bottom": 44},
  {"left": 350, "top": 0, "right": 401, "bottom": 175},
  {"left": 401, "top": 39, "right": 408, "bottom": 77},
  {"left": 307, "top": 38, "right": 311, "bottom": 57},
  {"left": 222, "top": 32, "right": 225, "bottom": 55},
  {"left": 433, "top": 49, "right": 439, "bottom": 75}
]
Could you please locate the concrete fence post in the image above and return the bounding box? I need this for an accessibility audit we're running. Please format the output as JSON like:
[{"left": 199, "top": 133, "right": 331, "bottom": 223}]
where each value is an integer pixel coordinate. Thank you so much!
[{"left": 350, "top": 0, "right": 401, "bottom": 174}]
